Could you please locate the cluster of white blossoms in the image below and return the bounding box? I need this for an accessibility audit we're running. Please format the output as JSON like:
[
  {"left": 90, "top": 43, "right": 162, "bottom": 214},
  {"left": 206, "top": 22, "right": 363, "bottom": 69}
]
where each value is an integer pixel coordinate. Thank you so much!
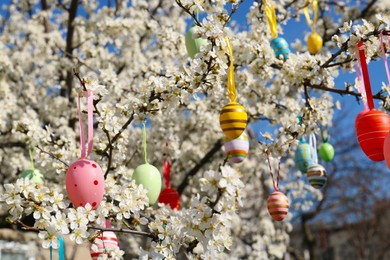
[{"left": 0, "top": 0, "right": 390, "bottom": 259}]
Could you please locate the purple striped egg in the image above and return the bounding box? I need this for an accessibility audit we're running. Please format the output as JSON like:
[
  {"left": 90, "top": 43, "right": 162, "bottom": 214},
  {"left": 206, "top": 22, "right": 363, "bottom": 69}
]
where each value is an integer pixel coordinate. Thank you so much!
[
  {"left": 224, "top": 132, "right": 249, "bottom": 163},
  {"left": 267, "top": 191, "right": 289, "bottom": 221}
]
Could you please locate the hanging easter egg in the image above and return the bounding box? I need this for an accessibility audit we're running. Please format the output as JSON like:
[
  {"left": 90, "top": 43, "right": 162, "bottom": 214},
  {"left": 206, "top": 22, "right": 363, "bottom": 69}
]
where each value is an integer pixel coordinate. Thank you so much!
[
  {"left": 90, "top": 231, "right": 120, "bottom": 260},
  {"left": 21, "top": 168, "right": 44, "bottom": 184},
  {"left": 355, "top": 109, "right": 390, "bottom": 161},
  {"left": 383, "top": 133, "right": 390, "bottom": 170},
  {"left": 224, "top": 132, "right": 249, "bottom": 163},
  {"left": 133, "top": 163, "right": 162, "bottom": 205},
  {"left": 185, "top": 26, "right": 208, "bottom": 58},
  {"left": 307, "top": 32, "right": 323, "bottom": 54},
  {"left": 294, "top": 139, "right": 314, "bottom": 173},
  {"left": 219, "top": 102, "right": 248, "bottom": 139},
  {"left": 158, "top": 187, "right": 180, "bottom": 210},
  {"left": 319, "top": 141, "right": 334, "bottom": 162},
  {"left": 66, "top": 159, "right": 105, "bottom": 209},
  {"left": 267, "top": 191, "right": 289, "bottom": 221},
  {"left": 307, "top": 164, "right": 327, "bottom": 189},
  {"left": 270, "top": 37, "right": 290, "bottom": 60}
]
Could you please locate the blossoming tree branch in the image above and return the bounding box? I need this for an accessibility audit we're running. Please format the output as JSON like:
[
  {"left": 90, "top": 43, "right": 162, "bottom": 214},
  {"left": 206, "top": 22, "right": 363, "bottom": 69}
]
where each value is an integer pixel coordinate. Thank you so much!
[{"left": 0, "top": 0, "right": 389, "bottom": 259}]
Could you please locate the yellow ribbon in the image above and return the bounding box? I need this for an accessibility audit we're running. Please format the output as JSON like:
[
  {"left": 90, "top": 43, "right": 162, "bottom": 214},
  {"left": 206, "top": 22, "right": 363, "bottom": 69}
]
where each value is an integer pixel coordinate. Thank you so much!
[
  {"left": 303, "top": 0, "right": 318, "bottom": 33},
  {"left": 224, "top": 36, "right": 237, "bottom": 102},
  {"left": 262, "top": 0, "right": 278, "bottom": 38}
]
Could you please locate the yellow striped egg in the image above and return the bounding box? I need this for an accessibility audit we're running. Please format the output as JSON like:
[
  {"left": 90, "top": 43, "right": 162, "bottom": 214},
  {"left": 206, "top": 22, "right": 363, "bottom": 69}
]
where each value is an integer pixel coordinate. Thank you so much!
[
  {"left": 307, "top": 164, "right": 327, "bottom": 189},
  {"left": 219, "top": 102, "right": 248, "bottom": 139}
]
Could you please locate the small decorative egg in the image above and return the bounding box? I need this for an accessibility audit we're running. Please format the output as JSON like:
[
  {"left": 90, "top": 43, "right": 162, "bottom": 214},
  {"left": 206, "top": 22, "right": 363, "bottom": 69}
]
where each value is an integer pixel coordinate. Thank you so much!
[
  {"left": 224, "top": 132, "right": 249, "bottom": 163},
  {"left": 267, "top": 191, "right": 289, "bottom": 221},
  {"left": 294, "top": 139, "right": 314, "bottom": 173},
  {"left": 307, "top": 32, "right": 323, "bottom": 54},
  {"left": 270, "top": 37, "right": 290, "bottom": 60},
  {"left": 133, "top": 163, "right": 162, "bottom": 205},
  {"left": 90, "top": 231, "right": 120, "bottom": 260},
  {"left": 65, "top": 159, "right": 105, "bottom": 209},
  {"left": 219, "top": 102, "right": 248, "bottom": 139},
  {"left": 21, "top": 168, "right": 44, "bottom": 184},
  {"left": 383, "top": 132, "right": 390, "bottom": 170},
  {"left": 158, "top": 187, "right": 180, "bottom": 210},
  {"left": 185, "top": 26, "right": 208, "bottom": 58},
  {"left": 319, "top": 141, "right": 335, "bottom": 162},
  {"left": 355, "top": 109, "right": 390, "bottom": 161},
  {"left": 307, "top": 164, "right": 327, "bottom": 189}
]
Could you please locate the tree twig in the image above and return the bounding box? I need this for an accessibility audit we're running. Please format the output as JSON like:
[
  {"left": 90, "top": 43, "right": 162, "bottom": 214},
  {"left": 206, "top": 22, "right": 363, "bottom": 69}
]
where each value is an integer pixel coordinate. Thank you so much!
[
  {"left": 88, "top": 226, "right": 155, "bottom": 238},
  {"left": 36, "top": 146, "right": 70, "bottom": 167},
  {"left": 178, "top": 139, "right": 224, "bottom": 195}
]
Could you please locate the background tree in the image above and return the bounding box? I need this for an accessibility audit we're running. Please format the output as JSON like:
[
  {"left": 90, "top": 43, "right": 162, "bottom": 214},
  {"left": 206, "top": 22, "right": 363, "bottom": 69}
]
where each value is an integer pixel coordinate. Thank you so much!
[{"left": 0, "top": 0, "right": 389, "bottom": 259}]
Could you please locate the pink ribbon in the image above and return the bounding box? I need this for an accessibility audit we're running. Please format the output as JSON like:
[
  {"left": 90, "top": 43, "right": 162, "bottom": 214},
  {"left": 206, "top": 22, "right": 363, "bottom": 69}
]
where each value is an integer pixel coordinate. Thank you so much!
[
  {"left": 357, "top": 41, "right": 375, "bottom": 110},
  {"left": 380, "top": 30, "right": 390, "bottom": 87},
  {"left": 78, "top": 90, "right": 94, "bottom": 158},
  {"left": 356, "top": 64, "right": 368, "bottom": 111}
]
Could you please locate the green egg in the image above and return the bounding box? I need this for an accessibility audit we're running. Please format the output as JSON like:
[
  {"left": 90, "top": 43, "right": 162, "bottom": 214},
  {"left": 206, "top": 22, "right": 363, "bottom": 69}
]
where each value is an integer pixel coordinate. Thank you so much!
[
  {"left": 132, "top": 163, "right": 162, "bottom": 205},
  {"left": 185, "top": 26, "right": 208, "bottom": 58},
  {"left": 319, "top": 142, "right": 335, "bottom": 162},
  {"left": 21, "top": 168, "right": 44, "bottom": 184}
]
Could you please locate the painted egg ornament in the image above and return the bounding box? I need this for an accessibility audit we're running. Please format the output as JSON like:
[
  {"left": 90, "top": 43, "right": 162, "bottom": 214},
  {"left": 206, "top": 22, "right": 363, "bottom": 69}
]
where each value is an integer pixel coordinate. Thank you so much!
[
  {"left": 294, "top": 139, "right": 314, "bottom": 173},
  {"left": 307, "top": 164, "right": 327, "bottom": 189},
  {"left": 219, "top": 102, "right": 248, "bottom": 139},
  {"left": 355, "top": 109, "right": 390, "bottom": 161},
  {"left": 158, "top": 187, "right": 180, "bottom": 210},
  {"left": 270, "top": 37, "right": 290, "bottom": 60},
  {"left": 21, "top": 168, "right": 44, "bottom": 184},
  {"left": 224, "top": 132, "right": 249, "bottom": 163},
  {"left": 185, "top": 26, "right": 208, "bottom": 58},
  {"left": 267, "top": 191, "right": 289, "bottom": 221},
  {"left": 319, "top": 141, "right": 334, "bottom": 162},
  {"left": 133, "top": 163, "right": 162, "bottom": 205},
  {"left": 307, "top": 32, "right": 323, "bottom": 54},
  {"left": 65, "top": 159, "right": 105, "bottom": 209},
  {"left": 90, "top": 221, "right": 120, "bottom": 260},
  {"left": 383, "top": 133, "right": 390, "bottom": 170}
]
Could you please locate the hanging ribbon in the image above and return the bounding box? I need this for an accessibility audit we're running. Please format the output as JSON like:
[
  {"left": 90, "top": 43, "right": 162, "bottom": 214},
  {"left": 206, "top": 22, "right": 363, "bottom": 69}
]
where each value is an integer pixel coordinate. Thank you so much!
[
  {"left": 356, "top": 64, "right": 369, "bottom": 111},
  {"left": 308, "top": 133, "right": 318, "bottom": 164},
  {"left": 262, "top": 0, "right": 278, "bottom": 38},
  {"left": 224, "top": 36, "right": 237, "bottom": 102},
  {"left": 357, "top": 41, "right": 375, "bottom": 110},
  {"left": 49, "top": 238, "right": 65, "bottom": 260},
  {"left": 29, "top": 148, "right": 35, "bottom": 170},
  {"left": 380, "top": 30, "right": 390, "bottom": 86},
  {"left": 266, "top": 155, "right": 281, "bottom": 192},
  {"left": 78, "top": 89, "right": 94, "bottom": 158},
  {"left": 304, "top": 0, "right": 318, "bottom": 33},
  {"left": 163, "top": 159, "right": 171, "bottom": 188},
  {"left": 142, "top": 122, "right": 148, "bottom": 164}
]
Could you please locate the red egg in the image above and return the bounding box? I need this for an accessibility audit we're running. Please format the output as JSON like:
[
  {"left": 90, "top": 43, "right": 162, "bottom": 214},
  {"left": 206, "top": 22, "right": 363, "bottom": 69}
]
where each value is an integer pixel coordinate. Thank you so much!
[
  {"left": 355, "top": 109, "right": 390, "bottom": 161},
  {"left": 267, "top": 191, "right": 289, "bottom": 221},
  {"left": 66, "top": 159, "right": 105, "bottom": 209},
  {"left": 158, "top": 187, "right": 180, "bottom": 210}
]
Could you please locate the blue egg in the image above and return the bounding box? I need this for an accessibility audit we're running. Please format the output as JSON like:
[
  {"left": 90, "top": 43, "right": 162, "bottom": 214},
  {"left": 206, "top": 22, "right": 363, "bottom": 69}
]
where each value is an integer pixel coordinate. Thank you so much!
[
  {"left": 270, "top": 37, "right": 290, "bottom": 60},
  {"left": 294, "top": 139, "right": 314, "bottom": 173}
]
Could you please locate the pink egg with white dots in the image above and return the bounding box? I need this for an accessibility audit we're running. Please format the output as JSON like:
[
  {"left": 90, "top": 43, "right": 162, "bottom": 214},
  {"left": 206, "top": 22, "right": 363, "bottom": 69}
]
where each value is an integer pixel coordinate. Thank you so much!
[{"left": 65, "top": 158, "right": 105, "bottom": 209}]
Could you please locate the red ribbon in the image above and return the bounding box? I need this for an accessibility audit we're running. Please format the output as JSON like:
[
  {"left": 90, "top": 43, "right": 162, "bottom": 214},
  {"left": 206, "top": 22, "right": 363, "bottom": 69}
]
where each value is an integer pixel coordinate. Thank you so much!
[
  {"left": 357, "top": 41, "right": 374, "bottom": 110},
  {"left": 163, "top": 159, "right": 170, "bottom": 188}
]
